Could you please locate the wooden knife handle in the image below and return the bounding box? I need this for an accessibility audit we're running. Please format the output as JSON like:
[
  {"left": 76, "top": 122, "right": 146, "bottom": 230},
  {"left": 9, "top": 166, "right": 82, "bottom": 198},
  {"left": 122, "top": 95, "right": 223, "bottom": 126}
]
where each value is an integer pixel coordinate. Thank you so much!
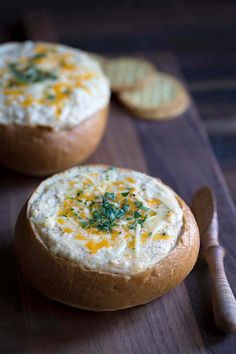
[{"left": 205, "top": 245, "right": 236, "bottom": 333}]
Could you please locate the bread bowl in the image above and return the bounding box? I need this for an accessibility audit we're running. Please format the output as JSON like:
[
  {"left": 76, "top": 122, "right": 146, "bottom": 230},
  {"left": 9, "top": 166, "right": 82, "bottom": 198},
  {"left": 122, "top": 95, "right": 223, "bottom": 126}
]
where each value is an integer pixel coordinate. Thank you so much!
[
  {"left": 0, "top": 42, "right": 110, "bottom": 176},
  {"left": 15, "top": 164, "right": 200, "bottom": 311}
]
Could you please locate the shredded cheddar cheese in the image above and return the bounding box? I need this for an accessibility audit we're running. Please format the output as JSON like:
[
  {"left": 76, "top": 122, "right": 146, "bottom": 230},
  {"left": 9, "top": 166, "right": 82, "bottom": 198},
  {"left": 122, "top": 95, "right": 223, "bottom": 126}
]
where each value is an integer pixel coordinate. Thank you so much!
[
  {"left": 141, "top": 231, "right": 149, "bottom": 243},
  {"left": 57, "top": 218, "right": 65, "bottom": 225},
  {"left": 85, "top": 239, "right": 110, "bottom": 254},
  {"left": 0, "top": 41, "right": 110, "bottom": 129},
  {"left": 63, "top": 227, "right": 73, "bottom": 233},
  {"left": 29, "top": 165, "right": 183, "bottom": 275},
  {"left": 153, "top": 233, "right": 171, "bottom": 241},
  {"left": 75, "top": 234, "right": 86, "bottom": 241}
]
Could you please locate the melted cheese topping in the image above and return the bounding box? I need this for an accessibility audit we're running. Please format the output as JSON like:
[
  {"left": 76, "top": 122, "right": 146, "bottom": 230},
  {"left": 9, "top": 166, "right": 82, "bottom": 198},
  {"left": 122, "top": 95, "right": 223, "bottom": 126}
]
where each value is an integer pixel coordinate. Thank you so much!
[
  {"left": 29, "top": 166, "right": 183, "bottom": 275},
  {"left": 0, "top": 41, "right": 110, "bottom": 129}
]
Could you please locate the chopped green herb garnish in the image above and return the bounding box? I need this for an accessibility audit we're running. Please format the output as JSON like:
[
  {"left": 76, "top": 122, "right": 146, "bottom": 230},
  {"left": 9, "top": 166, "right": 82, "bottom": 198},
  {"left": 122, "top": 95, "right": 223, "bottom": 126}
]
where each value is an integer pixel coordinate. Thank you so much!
[
  {"left": 6, "top": 80, "right": 16, "bottom": 88},
  {"left": 46, "top": 94, "right": 55, "bottom": 100},
  {"left": 129, "top": 224, "right": 136, "bottom": 230},
  {"left": 137, "top": 217, "right": 147, "bottom": 225},
  {"left": 134, "top": 211, "right": 141, "bottom": 219},
  {"left": 61, "top": 179, "right": 154, "bottom": 235},
  {"left": 121, "top": 192, "right": 129, "bottom": 197},
  {"left": 129, "top": 215, "right": 147, "bottom": 229},
  {"left": 83, "top": 193, "right": 129, "bottom": 232},
  {"left": 8, "top": 62, "right": 57, "bottom": 84},
  {"left": 122, "top": 204, "right": 129, "bottom": 212},
  {"left": 104, "top": 192, "right": 115, "bottom": 200},
  {"left": 80, "top": 220, "right": 89, "bottom": 228},
  {"left": 30, "top": 53, "right": 47, "bottom": 61},
  {"left": 135, "top": 200, "right": 149, "bottom": 211}
]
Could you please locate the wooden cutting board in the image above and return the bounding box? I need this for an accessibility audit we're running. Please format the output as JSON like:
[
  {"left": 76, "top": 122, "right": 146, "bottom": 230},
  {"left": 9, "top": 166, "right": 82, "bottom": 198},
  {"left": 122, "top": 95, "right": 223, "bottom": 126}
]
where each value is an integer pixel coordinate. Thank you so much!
[{"left": 1, "top": 53, "right": 236, "bottom": 354}]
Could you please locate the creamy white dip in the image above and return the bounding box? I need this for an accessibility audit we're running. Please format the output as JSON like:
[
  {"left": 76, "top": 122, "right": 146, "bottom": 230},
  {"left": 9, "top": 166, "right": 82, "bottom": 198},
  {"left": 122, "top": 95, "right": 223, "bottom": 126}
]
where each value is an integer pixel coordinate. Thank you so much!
[
  {"left": 29, "top": 166, "right": 183, "bottom": 275},
  {"left": 0, "top": 41, "right": 110, "bottom": 129}
]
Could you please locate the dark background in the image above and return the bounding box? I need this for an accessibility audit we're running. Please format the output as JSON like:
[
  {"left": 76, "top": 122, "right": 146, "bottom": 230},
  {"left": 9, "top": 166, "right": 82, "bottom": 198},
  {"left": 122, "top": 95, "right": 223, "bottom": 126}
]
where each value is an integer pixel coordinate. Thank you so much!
[{"left": 1, "top": 0, "right": 236, "bottom": 201}]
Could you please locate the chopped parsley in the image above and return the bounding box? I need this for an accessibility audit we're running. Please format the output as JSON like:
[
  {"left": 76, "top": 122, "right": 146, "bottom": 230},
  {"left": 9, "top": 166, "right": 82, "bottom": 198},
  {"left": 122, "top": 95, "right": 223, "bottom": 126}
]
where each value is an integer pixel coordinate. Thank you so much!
[
  {"left": 60, "top": 186, "right": 154, "bottom": 234},
  {"left": 76, "top": 190, "right": 83, "bottom": 197},
  {"left": 135, "top": 200, "right": 149, "bottom": 211},
  {"left": 8, "top": 62, "right": 57, "bottom": 84},
  {"left": 134, "top": 211, "right": 141, "bottom": 219},
  {"left": 104, "top": 192, "right": 115, "bottom": 200},
  {"left": 29, "top": 52, "right": 47, "bottom": 61},
  {"left": 122, "top": 204, "right": 129, "bottom": 212},
  {"left": 80, "top": 220, "right": 89, "bottom": 228},
  {"left": 46, "top": 94, "right": 56, "bottom": 100},
  {"left": 86, "top": 194, "right": 129, "bottom": 232},
  {"left": 128, "top": 217, "right": 147, "bottom": 229},
  {"left": 121, "top": 192, "right": 129, "bottom": 197}
]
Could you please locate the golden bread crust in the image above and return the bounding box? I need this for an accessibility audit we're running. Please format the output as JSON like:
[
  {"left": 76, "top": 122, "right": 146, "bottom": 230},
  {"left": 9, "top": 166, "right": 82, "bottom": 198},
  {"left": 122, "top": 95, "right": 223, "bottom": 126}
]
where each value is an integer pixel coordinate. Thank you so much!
[
  {"left": 0, "top": 107, "right": 108, "bottom": 176},
  {"left": 15, "top": 167, "right": 199, "bottom": 311}
]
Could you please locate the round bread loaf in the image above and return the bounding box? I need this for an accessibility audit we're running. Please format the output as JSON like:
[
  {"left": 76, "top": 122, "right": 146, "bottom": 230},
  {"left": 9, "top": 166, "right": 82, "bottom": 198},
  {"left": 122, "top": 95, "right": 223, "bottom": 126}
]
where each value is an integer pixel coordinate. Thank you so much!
[
  {"left": 15, "top": 164, "right": 199, "bottom": 311},
  {"left": 0, "top": 42, "right": 110, "bottom": 175}
]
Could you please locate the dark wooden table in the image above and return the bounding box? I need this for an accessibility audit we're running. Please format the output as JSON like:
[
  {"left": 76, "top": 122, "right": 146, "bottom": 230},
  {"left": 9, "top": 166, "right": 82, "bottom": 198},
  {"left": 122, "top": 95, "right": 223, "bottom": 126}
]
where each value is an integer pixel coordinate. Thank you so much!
[{"left": 1, "top": 50, "right": 236, "bottom": 353}]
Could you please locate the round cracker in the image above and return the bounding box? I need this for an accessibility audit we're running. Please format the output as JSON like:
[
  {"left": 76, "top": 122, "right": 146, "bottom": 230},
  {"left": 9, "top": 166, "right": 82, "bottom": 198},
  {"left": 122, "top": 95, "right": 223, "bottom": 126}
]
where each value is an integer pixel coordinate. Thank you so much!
[
  {"left": 103, "top": 57, "right": 157, "bottom": 92},
  {"left": 118, "top": 72, "right": 190, "bottom": 120}
]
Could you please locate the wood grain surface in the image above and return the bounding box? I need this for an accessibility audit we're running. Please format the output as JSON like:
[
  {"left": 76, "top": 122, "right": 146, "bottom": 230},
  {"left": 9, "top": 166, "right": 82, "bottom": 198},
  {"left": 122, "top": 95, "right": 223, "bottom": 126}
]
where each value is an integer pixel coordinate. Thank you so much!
[{"left": 0, "top": 52, "right": 236, "bottom": 353}]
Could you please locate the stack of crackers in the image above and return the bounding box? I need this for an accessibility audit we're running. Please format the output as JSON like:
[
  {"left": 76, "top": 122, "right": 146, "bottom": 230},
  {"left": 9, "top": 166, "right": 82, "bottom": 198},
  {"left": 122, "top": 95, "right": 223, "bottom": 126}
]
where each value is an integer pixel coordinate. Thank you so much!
[{"left": 90, "top": 54, "right": 190, "bottom": 121}]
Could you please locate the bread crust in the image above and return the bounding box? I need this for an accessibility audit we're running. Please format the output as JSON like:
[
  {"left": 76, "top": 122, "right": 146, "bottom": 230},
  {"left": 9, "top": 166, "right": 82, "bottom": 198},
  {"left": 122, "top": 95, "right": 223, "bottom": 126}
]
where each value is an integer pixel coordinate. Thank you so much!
[
  {"left": 0, "top": 107, "right": 108, "bottom": 176},
  {"left": 14, "top": 166, "right": 200, "bottom": 311}
]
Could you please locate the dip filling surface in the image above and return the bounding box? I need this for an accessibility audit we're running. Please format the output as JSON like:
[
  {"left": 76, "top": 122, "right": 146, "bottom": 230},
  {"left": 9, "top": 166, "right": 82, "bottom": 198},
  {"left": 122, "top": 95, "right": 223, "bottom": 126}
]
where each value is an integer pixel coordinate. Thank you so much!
[
  {"left": 29, "top": 166, "right": 183, "bottom": 275},
  {"left": 0, "top": 41, "right": 110, "bottom": 129}
]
